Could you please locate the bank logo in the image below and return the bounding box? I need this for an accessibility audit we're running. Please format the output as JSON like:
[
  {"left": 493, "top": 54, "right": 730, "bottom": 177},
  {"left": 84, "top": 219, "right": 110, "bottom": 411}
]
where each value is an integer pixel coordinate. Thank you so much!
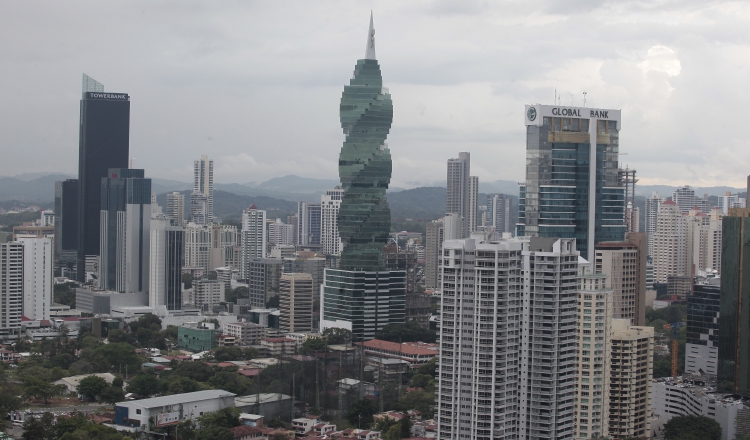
[{"left": 527, "top": 107, "right": 537, "bottom": 121}]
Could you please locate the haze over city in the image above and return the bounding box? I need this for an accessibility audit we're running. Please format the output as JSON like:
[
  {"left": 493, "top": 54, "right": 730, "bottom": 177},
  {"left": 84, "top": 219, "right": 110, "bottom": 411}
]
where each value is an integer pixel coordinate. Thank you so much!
[{"left": 3, "top": 1, "right": 749, "bottom": 187}]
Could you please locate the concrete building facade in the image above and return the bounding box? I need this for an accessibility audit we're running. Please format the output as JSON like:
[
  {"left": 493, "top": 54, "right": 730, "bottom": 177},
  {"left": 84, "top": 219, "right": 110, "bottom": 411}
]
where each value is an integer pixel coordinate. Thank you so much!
[{"left": 279, "top": 273, "right": 313, "bottom": 333}]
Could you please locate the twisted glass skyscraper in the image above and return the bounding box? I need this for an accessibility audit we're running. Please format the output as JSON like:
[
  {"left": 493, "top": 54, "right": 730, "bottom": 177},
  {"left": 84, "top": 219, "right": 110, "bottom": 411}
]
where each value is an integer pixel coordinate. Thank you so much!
[
  {"left": 322, "top": 14, "right": 405, "bottom": 340},
  {"left": 337, "top": 16, "right": 393, "bottom": 271}
]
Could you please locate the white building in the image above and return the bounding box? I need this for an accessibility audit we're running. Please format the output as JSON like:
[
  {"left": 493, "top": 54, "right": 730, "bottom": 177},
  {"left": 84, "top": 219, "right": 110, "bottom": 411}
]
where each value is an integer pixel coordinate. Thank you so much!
[
  {"left": 718, "top": 192, "right": 746, "bottom": 215},
  {"left": 268, "top": 219, "right": 294, "bottom": 247},
  {"left": 609, "top": 319, "right": 653, "bottom": 439},
  {"left": 184, "top": 223, "right": 212, "bottom": 271},
  {"left": 149, "top": 215, "right": 184, "bottom": 313},
  {"left": 189, "top": 191, "right": 209, "bottom": 225},
  {"left": 297, "top": 201, "right": 321, "bottom": 246},
  {"left": 320, "top": 187, "right": 343, "bottom": 256},
  {"left": 653, "top": 199, "right": 688, "bottom": 283},
  {"left": 193, "top": 155, "right": 214, "bottom": 224},
  {"left": 113, "top": 390, "right": 235, "bottom": 433},
  {"left": 436, "top": 234, "right": 579, "bottom": 440},
  {"left": 673, "top": 185, "right": 711, "bottom": 214},
  {"left": 574, "top": 272, "right": 613, "bottom": 439},
  {"left": 446, "top": 152, "right": 470, "bottom": 238},
  {"left": 645, "top": 192, "right": 662, "bottom": 258},
  {"left": 18, "top": 237, "right": 52, "bottom": 321},
  {"left": 166, "top": 191, "right": 185, "bottom": 226},
  {"left": 223, "top": 321, "right": 264, "bottom": 346},
  {"left": 0, "top": 243, "right": 24, "bottom": 338},
  {"left": 241, "top": 205, "right": 267, "bottom": 279},
  {"left": 468, "top": 175, "right": 478, "bottom": 235},
  {"left": 652, "top": 379, "right": 750, "bottom": 440},
  {"left": 186, "top": 278, "right": 224, "bottom": 310}
]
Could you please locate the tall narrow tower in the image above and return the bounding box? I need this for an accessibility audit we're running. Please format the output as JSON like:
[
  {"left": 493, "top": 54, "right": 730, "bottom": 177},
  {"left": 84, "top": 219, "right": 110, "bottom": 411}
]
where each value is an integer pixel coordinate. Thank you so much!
[
  {"left": 192, "top": 155, "right": 214, "bottom": 224},
  {"left": 322, "top": 14, "right": 405, "bottom": 340}
]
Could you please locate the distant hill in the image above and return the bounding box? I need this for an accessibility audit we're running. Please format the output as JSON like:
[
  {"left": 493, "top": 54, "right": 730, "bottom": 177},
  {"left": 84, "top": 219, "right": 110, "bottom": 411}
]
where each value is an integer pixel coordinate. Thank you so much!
[
  {"left": 156, "top": 190, "right": 299, "bottom": 223},
  {"left": 386, "top": 187, "right": 446, "bottom": 220},
  {"left": 0, "top": 174, "right": 73, "bottom": 203},
  {"left": 257, "top": 175, "right": 341, "bottom": 193},
  {"left": 636, "top": 185, "right": 745, "bottom": 198}
]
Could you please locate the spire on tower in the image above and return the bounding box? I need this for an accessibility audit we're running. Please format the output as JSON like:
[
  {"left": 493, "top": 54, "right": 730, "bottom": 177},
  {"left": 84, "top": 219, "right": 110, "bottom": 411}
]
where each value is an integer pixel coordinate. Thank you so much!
[{"left": 365, "top": 11, "right": 376, "bottom": 60}]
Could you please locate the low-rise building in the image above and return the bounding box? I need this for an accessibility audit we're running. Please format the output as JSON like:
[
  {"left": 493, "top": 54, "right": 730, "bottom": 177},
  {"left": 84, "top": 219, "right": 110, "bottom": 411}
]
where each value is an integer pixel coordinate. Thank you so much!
[
  {"left": 234, "top": 394, "right": 293, "bottom": 422},
  {"left": 224, "top": 322, "right": 265, "bottom": 346},
  {"left": 113, "top": 390, "right": 235, "bottom": 433},
  {"left": 177, "top": 326, "right": 217, "bottom": 352},
  {"left": 652, "top": 377, "right": 750, "bottom": 440},
  {"left": 357, "top": 339, "right": 438, "bottom": 368},
  {"left": 54, "top": 373, "right": 117, "bottom": 395},
  {"left": 260, "top": 337, "right": 296, "bottom": 356}
]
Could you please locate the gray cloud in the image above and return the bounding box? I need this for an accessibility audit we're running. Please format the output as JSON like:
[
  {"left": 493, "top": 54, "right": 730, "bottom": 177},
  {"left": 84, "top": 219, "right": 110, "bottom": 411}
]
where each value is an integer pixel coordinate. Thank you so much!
[{"left": 1, "top": 0, "right": 749, "bottom": 189}]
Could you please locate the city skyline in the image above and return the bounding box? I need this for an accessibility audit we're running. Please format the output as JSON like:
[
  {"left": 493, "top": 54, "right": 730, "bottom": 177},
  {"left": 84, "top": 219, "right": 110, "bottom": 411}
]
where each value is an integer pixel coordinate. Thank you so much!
[{"left": 2, "top": 2, "right": 750, "bottom": 189}]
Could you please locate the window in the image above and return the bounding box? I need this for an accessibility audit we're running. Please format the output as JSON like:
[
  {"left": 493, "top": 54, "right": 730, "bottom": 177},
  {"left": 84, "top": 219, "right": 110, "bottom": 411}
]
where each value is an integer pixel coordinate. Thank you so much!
[{"left": 136, "top": 409, "right": 141, "bottom": 415}]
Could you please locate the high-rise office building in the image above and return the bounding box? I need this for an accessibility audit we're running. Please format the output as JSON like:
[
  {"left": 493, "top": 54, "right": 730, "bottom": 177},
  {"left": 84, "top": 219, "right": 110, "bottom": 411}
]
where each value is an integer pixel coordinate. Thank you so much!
[
  {"left": 686, "top": 207, "right": 723, "bottom": 275},
  {"left": 424, "top": 220, "right": 443, "bottom": 290},
  {"left": 320, "top": 187, "right": 344, "bottom": 256},
  {"left": 190, "top": 191, "right": 209, "bottom": 225},
  {"left": 653, "top": 199, "right": 688, "bottom": 283},
  {"left": 166, "top": 192, "right": 185, "bottom": 226},
  {"left": 436, "top": 235, "right": 579, "bottom": 439},
  {"left": 718, "top": 208, "right": 750, "bottom": 395},
  {"left": 673, "top": 185, "right": 711, "bottom": 215},
  {"left": 193, "top": 155, "right": 213, "bottom": 224},
  {"left": 645, "top": 192, "right": 662, "bottom": 258},
  {"left": 247, "top": 258, "right": 282, "bottom": 309},
  {"left": 283, "top": 257, "right": 326, "bottom": 303},
  {"left": 279, "top": 273, "right": 314, "bottom": 333},
  {"left": 321, "top": 15, "right": 405, "bottom": 340},
  {"left": 99, "top": 168, "right": 151, "bottom": 293},
  {"left": 76, "top": 74, "right": 130, "bottom": 282},
  {"left": 18, "top": 237, "right": 52, "bottom": 321},
  {"left": 686, "top": 278, "right": 720, "bottom": 376},
  {"left": 54, "top": 179, "right": 79, "bottom": 274},
  {"left": 0, "top": 243, "right": 23, "bottom": 338},
  {"left": 595, "top": 232, "right": 647, "bottom": 326},
  {"left": 574, "top": 272, "right": 613, "bottom": 439},
  {"left": 488, "top": 193, "right": 512, "bottom": 233},
  {"left": 609, "top": 319, "right": 653, "bottom": 439},
  {"left": 149, "top": 215, "right": 184, "bottom": 312},
  {"left": 518, "top": 105, "right": 626, "bottom": 264},
  {"left": 241, "top": 205, "right": 267, "bottom": 280},
  {"left": 468, "top": 175, "right": 478, "bottom": 235},
  {"left": 297, "top": 201, "right": 322, "bottom": 246}
]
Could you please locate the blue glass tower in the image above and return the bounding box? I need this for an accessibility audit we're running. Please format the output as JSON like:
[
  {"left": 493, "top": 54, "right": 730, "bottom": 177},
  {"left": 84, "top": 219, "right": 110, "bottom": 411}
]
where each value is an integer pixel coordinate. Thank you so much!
[{"left": 517, "top": 105, "right": 626, "bottom": 263}]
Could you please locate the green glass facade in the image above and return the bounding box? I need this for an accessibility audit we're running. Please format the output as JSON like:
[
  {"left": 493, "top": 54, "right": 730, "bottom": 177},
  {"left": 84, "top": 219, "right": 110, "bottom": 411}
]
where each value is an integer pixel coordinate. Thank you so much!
[
  {"left": 337, "top": 59, "right": 393, "bottom": 271},
  {"left": 177, "top": 326, "right": 217, "bottom": 352},
  {"left": 718, "top": 212, "right": 750, "bottom": 394}
]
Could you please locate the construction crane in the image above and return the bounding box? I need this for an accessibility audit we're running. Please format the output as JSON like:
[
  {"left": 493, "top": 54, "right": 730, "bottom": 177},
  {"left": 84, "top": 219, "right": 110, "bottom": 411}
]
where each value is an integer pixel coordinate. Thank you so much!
[{"left": 664, "top": 322, "right": 685, "bottom": 377}]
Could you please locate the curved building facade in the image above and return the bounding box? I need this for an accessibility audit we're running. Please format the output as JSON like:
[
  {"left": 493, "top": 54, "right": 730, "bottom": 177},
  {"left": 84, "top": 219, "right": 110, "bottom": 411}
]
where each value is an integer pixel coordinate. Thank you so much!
[{"left": 337, "top": 17, "right": 393, "bottom": 272}]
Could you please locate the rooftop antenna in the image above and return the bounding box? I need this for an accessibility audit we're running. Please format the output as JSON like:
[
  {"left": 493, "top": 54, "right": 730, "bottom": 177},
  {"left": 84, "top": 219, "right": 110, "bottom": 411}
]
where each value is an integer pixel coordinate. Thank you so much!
[{"left": 583, "top": 92, "right": 587, "bottom": 107}]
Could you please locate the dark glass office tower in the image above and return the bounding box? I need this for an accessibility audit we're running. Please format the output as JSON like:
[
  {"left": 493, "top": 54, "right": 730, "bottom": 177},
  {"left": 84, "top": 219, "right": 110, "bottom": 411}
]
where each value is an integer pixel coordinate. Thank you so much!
[
  {"left": 76, "top": 74, "right": 130, "bottom": 281},
  {"left": 517, "top": 104, "right": 626, "bottom": 263},
  {"left": 686, "top": 279, "right": 720, "bottom": 375},
  {"left": 99, "top": 168, "right": 151, "bottom": 293},
  {"left": 54, "top": 179, "right": 79, "bottom": 277},
  {"left": 718, "top": 209, "right": 750, "bottom": 394},
  {"left": 321, "top": 14, "right": 405, "bottom": 341}
]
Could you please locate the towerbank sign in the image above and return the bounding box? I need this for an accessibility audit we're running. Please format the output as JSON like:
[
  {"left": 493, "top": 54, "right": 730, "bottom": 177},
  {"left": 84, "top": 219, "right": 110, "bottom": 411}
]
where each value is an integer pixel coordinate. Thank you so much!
[{"left": 524, "top": 104, "right": 622, "bottom": 129}]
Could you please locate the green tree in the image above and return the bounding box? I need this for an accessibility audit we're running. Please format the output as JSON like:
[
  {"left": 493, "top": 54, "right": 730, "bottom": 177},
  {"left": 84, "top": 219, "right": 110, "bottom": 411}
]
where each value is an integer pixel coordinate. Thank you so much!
[
  {"left": 398, "top": 389, "right": 435, "bottom": 419},
  {"left": 54, "top": 411, "right": 89, "bottom": 438},
  {"left": 182, "top": 274, "right": 193, "bottom": 289},
  {"left": 410, "top": 374, "right": 434, "bottom": 391},
  {"left": 301, "top": 337, "right": 326, "bottom": 353},
  {"left": 416, "top": 357, "right": 437, "bottom": 378},
  {"left": 195, "top": 426, "right": 233, "bottom": 440},
  {"left": 77, "top": 375, "right": 109, "bottom": 400},
  {"left": 266, "top": 418, "right": 290, "bottom": 429},
  {"left": 173, "top": 361, "right": 214, "bottom": 382},
  {"left": 163, "top": 325, "right": 179, "bottom": 341},
  {"left": 162, "top": 376, "right": 206, "bottom": 395},
  {"left": 112, "top": 376, "right": 124, "bottom": 387},
  {"left": 198, "top": 407, "right": 241, "bottom": 429},
  {"left": 400, "top": 415, "right": 412, "bottom": 438},
  {"left": 214, "top": 346, "right": 244, "bottom": 362},
  {"left": 207, "top": 370, "right": 251, "bottom": 395},
  {"left": 22, "top": 412, "right": 55, "bottom": 440},
  {"left": 266, "top": 295, "right": 280, "bottom": 308},
  {"left": 49, "top": 352, "right": 75, "bottom": 370},
  {"left": 376, "top": 321, "right": 436, "bottom": 343},
  {"left": 322, "top": 327, "right": 357, "bottom": 344},
  {"left": 664, "top": 415, "right": 721, "bottom": 440},
  {"left": 23, "top": 377, "right": 61, "bottom": 404},
  {"left": 126, "top": 373, "right": 160, "bottom": 397},
  {"left": 101, "top": 385, "right": 125, "bottom": 404},
  {"left": 347, "top": 399, "right": 375, "bottom": 427}
]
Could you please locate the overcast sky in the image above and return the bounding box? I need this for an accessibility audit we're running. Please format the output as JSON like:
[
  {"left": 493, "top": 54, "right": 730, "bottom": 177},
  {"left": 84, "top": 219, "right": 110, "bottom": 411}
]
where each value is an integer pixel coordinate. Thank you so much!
[{"left": 2, "top": 1, "right": 749, "bottom": 188}]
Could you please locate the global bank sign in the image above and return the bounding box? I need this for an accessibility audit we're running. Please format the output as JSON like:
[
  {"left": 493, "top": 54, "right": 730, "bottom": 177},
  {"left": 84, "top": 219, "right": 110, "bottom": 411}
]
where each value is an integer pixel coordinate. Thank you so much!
[{"left": 524, "top": 104, "right": 622, "bottom": 129}]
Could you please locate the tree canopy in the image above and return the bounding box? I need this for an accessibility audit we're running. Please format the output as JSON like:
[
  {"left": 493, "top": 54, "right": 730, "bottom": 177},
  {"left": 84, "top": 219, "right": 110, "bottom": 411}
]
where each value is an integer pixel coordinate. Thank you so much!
[
  {"left": 663, "top": 415, "right": 721, "bottom": 440},
  {"left": 375, "top": 321, "right": 437, "bottom": 343}
]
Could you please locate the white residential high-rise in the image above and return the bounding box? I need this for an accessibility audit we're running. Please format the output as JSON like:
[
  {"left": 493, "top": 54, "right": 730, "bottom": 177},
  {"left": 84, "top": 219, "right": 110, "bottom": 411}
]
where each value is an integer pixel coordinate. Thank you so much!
[
  {"left": 18, "top": 237, "right": 52, "bottom": 321},
  {"left": 241, "top": 205, "right": 267, "bottom": 280},
  {"left": 718, "top": 192, "right": 746, "bottom": 215},
  {"left": 320, "top": 187, "right": 344, "bottom": 256},
  {"left": 609, "top": 319, "right": 653, "bottom": 439},
  {"left": 193, "top": 155, "right": 214, "bottom": 224},
  {"left": 672, "top": 185, "right": 710, "bottom": 214},
  {"left": 574, "top": 272, "right": 613, "bottom": 439},
  {"left": 0, "top": 242, "right": 23, "bottom": 338},
  {"left": 187, "top": 278, "right": 223, "bottom": 310},
  {"left": 686, "top": 207, "right": 723, "bottom": 275},
  {"left": 166, "top": 192, "right": 185, "bottom": 226},
  {"left": 268, "top": 219, "right": 294, "bottom": 247},
  {"left": 488, "top": 194, "right": 512, "bottom": 233},
  {"left": 442, "top": 213, "right": 463, "bottom": 241},
  {"left": 436, "top": 234, "right": 579, "bottom": 440},
  {"left": 644, "top": 192, "right": 662, "bottom": 258},
  {"left": 184, "top": 223, "right": 211, "bottom": 271},
  {"left": 653, "top": 199, "right": 687, "bottom": 283},
  {"left": 190, "top": 191, "right": 209, "bottom": 225},
  {"left": 468, "top": 175, "right": 478, "bottom": 235},
  {"left": 446, "top": 152, "right": 470, "bottom": 237}
]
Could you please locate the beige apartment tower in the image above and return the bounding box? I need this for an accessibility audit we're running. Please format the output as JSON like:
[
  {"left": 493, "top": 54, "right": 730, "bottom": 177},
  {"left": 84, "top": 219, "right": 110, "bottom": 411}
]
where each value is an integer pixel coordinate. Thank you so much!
[
  {"left": 574, "top": 272, "right": 613, "bottom": 439},
  {"left": 279, "top": 273, "right": 314, "bottom": 333},
  {"left": 424, "top": 220, "right": 443, "bottom": 289},
  {"left": 653, "top": 199, "right": 688, "bottom": 283},
  {"left": 609, "top": 319, "right": 653, "bottom": 439},
  {"left": 595, "top": 232, "right": 647, "bottom": 326}
]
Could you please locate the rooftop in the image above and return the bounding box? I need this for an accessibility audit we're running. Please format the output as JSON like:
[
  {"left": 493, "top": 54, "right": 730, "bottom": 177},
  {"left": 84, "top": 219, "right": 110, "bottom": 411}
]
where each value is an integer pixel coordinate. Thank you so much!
[
  {"left": 117, "top": 389, "right": 235, "bottom": 408},
  {"left": 359, "top": 339, "right": 439, "bottom": 356}
]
